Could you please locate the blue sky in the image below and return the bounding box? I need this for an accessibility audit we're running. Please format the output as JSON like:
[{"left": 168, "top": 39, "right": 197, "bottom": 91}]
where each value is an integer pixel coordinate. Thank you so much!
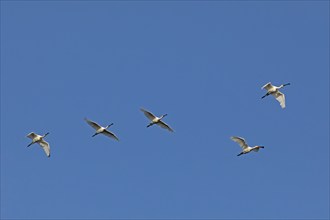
[{"left": 1, "top": 1, "right": 329, "bottom": 219}]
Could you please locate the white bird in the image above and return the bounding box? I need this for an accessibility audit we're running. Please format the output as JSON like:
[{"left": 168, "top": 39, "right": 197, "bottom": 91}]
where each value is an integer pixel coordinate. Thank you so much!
[
  {"left": 261, "top": 82, "right": 290, "bottom": 108},
  {"left": 26, "top": 132, "right": 51, "bottom": 157},
  {"left": 140, "top": 108, "right": 174, "bottom": 132},
  {"left": 230, "top": 136, "right": 264, "bottom": 156},
  {"left": 84, "top": 118, "right": 119, "bottom": 141}
]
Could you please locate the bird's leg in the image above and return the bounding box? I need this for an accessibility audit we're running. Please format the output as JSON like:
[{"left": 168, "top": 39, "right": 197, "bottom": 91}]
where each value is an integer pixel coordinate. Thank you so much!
[
  {"left": 261, "top": 93, "right": 270, "bottom": 99},
  {"left": 27, "top": 142, "right": 33, "bottom": 147},
  {"left": 147, "top": 123, "right": 153, "bottom": 128},
  {"left": 92, "top": 133, "right": 98, "bottom": 137},
  {"left": 237, "top": 152, "right": 244, "bottom": 156}
]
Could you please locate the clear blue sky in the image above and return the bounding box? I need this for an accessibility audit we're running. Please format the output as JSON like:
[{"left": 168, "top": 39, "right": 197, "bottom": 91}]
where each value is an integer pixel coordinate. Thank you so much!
[{"left": 1, "top": 1, "right": 329, "bottom": 219}]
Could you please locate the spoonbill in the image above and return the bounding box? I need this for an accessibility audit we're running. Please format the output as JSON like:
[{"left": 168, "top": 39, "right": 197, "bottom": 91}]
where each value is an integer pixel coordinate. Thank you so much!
[
  {"left": 26, "top": 132, "right": 50, "bottom": 157},
  {"left": 84, "top": 118, "right": 119, "bottom": 141},
  {"left": 140, "top": 108, "right": 174, "bottom": 132},
  {"left": 261, "top": 82, "right": 290, "bottom": 108},
  {"left": 230, "top": 136, "right": 264, "bottom": 156}
]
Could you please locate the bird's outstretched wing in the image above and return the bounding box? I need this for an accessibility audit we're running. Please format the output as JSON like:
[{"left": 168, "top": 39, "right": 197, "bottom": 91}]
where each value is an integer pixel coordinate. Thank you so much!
[
  {"left": 140, "top": 108, "right": 156, "bottom": 121},
  {"left": 230, "top": 136, "right": 249, "bottom": 150},
  {"left": 158, "top": 121, "right": 174, "bottom": 132},
  {"left": 39, "top": 140, "right": 50, "bottom": 157},
  {"left": 27, "top": 132, "right": 38, "bottom": 139},
  {"left": 261, "top": 82, "right": 274, "bottom": 91},
  {"left": 272, "top": 91, "right": 285, "bottom": 108},
  {"left": 85, "top": 118, "right": 102, "bottom": 130},
  {"left": 103, "top": 130, "right": 120, "bottom": 141}
]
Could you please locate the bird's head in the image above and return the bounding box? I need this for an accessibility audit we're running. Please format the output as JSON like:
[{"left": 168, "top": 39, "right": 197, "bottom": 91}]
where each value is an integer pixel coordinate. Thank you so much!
[
  {"left": 258, "top": 146, "right": 265, "bottom": 149},
  {"left": 280, "top": 83, "right": 290, "bottom": 88},
  {"left": 161, "top": 114, "right": 168, "bottom": 119}
]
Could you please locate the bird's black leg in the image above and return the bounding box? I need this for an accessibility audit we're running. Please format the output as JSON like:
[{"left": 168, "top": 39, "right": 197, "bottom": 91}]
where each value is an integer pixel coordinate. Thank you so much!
[
  {"left": 92, "top": 133, "right": 98, "bottom": 137},
  {"left": 261, "top": 93, "right": 270, "bottom": 99}
]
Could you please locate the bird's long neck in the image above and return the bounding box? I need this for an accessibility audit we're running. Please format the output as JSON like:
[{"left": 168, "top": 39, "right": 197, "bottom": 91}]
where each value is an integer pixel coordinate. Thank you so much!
[
  {"left": 280, "top": 83, "right": 290, "bottom": 88},
  {"left": 43, "top": 132, "right": 49, "bottom": 137},
  {"left": 106, "top": 123, "right": 114, "bottom": 128},
  {"left": 160, "top": 114, "right": 167, "bottom": 119},
  {"left": 256, "top": 146, "right": 264, "bottom": 149}
]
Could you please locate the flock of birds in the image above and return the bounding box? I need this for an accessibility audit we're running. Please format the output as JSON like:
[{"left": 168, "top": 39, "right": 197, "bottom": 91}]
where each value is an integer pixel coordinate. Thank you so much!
[{"left": 26, "top": 82, "right": 290, "bottom": 158}]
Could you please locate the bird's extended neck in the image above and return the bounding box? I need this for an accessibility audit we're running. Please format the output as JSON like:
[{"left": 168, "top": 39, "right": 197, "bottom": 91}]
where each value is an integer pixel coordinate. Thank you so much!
[
  {"left": 106, "top": 123, "right": 114, "bottom": 128},
  {"left": 280, "top": 83, "right": 290, "bottom": 88},
  {"left": 43, "top": 132, "right": 49, "bottom": 137},
  {"left": 160, "top": 114, "right": 167, "bottom": 119}
]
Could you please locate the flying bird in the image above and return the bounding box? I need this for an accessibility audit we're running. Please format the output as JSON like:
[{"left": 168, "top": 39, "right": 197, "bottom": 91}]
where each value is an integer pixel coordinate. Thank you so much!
[
  {"left": 26, "top": 132, "right": 51, "bottom": 157},
  {"left": 261, "top": 82, "right": 290, "bottom": 108},
  {"left": 230, "top": 136, "right": 264, "bottom": 156},
  {"left": 140, "top": 108, "right": 174, "bottom": 132},
  {"left": 84, "top": 118, "right": 119, "bottom": 141}
]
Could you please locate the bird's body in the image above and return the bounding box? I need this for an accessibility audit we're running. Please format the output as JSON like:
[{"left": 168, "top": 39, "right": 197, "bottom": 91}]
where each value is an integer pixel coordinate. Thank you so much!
[
  {"left": 261, "top": 82, "right": 290, "bottom": 108},
  {"left": 26, "top": 132, "right": 50, "bottom": 157},
  {"left": 140, "top": 108, "right": 174, "bottom": 132},
  {"left": 85, "top": 118, "right": 119, "bottom": 141},
  {"left": 230, "top": 136, "right": 264, "bottom": 156}
]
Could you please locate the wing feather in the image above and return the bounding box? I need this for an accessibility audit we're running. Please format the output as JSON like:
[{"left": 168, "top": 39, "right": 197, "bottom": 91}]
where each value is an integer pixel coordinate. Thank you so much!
[
  {"left": 140, "top": 108, "right": 156, "bottom": 121},
  {"left": 230, "top": 136, "right": 249, "bottom": 150},
  {"left": 39, "top": 140, "right": 50, "bottom": 157},
  {"left": 27, "top": 132, "right": 38, "bottom": 139},
  {"left": 103, "top": 130, "right": 120, "bottom": 141},
  {"left": 272, "top": 91, "right": 285, "bottom": 108},
  {"left": 85, "top": 118, "right": 102, "bottom": 130},
  {"left": 158, "top": 121, "right": 174, "bottom": 132},
  {"left": 261, "top": 82, "right": 275, "bottom": 91}
]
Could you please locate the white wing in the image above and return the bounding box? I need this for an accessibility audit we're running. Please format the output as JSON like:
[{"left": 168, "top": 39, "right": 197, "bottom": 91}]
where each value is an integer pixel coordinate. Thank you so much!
[
  {"left": 39, "top": 140, "right": 50, "bottom": 157},
  {"left": 158, "top": 120, "right": 174, "bottom": 132},
  {"left": 27, "top": 132, "right": 38, "bottom": 139},
  {"left": 102, "top": 130, "right": 120, "bottom": 141},
  {"left": 272, "top": 91, "right": 285, "bottom": 108},
  {"left": 140, "top": 108, "right": 156, "bottom": 121},
  {"left": 85, "top": 118, "right": 102, "bottom": 130},
  {"left": 230, "top": 136, "right": 249, "bottom": 150},
  {"left": 261, "top": 82, "right": 275, "bottom": 91}
]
